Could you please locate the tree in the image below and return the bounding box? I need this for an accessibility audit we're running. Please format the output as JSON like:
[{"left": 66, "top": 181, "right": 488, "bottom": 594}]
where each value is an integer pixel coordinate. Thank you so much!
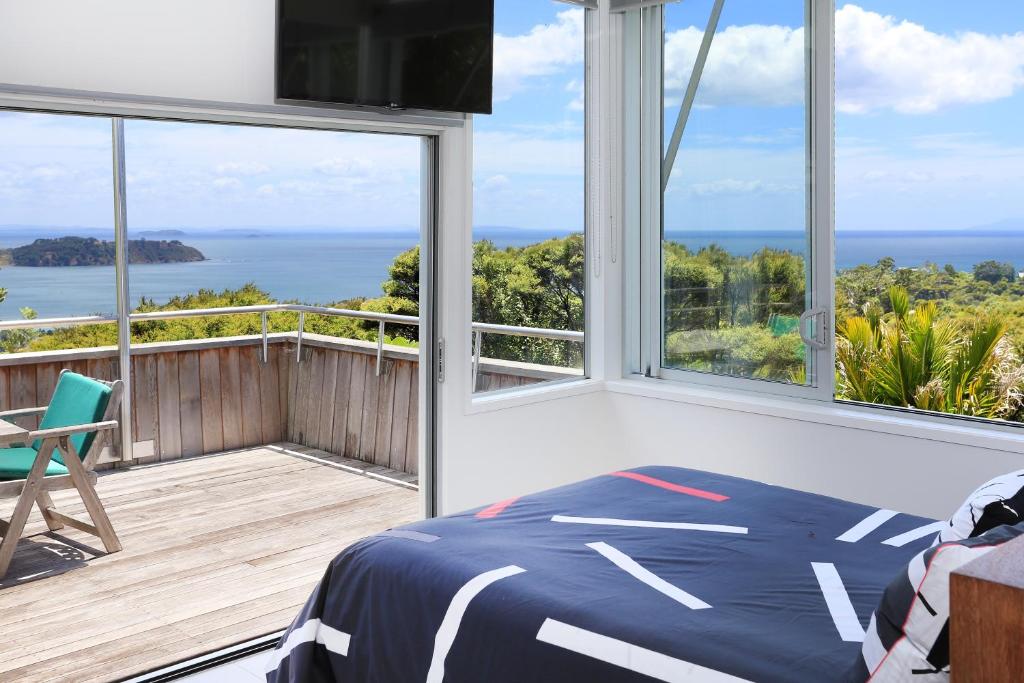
[
  {"left": 469, "top": 236, "right": 585, "bottom": 367},
  {"left": 973, "top": 260, "right": 1017, "bottom": 284},
  {"left": 835, "top": 285, "right": 1024, "bottom": 419},
  {"left": 381, "top": 245, "right": 420, "bottom": 302}
]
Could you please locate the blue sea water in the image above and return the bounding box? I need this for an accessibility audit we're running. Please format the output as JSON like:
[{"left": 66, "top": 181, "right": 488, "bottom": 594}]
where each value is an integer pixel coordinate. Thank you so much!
[
  {"left": 0, "top": 230, "right": 557, "bottom": 319},
  {"left": 0, "top": 228, "right": 1021, "bottom": 319},
  {"left": 666, "top": 230, "right": 1024, "bottom": 273}
]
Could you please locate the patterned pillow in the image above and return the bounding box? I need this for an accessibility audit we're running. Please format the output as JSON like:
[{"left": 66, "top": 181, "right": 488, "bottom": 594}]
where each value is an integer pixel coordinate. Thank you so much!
[
  {"left": 846, "top": 522, "right": 1024, "bottom": 682},
  {"left": 937, "top": 469, "right": 1024, "bottom": 544}
]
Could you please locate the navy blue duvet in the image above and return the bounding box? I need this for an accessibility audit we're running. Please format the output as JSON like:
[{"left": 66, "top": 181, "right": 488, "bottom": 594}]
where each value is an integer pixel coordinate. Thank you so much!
[{"left": 267, "top": 467, "right": 938, "bottom": 682}]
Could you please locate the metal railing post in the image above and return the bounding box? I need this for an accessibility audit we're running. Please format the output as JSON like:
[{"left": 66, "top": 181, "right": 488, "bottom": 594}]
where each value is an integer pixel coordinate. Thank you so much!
[
  {"left": 376, "top": 320, "right": 386, "bottom": 377},
  {"left": 261, "top": 312, "right": 269, "bottom": 363},
  {"left": 471, "top": 329, "right": 483, "bottom": 392},
  {"left": 296, "top": 311, "right": 305, "bottom": 364}
]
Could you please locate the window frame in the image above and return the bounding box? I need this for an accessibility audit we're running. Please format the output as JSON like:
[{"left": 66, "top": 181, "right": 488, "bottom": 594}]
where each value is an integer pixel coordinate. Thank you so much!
[
  {"left": 466, "top": 4, "right": 598, "bottom": 404},
  {"left": 629, "top": 0, "right": 837, "bottom": 404},
  {"left": 625, "top": 0, "right": 1024, "bottom": 438}
]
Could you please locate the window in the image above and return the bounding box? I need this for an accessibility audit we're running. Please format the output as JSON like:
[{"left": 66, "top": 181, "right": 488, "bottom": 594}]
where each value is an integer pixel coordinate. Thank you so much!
[
  {"left": 0, "top": 110, "right": 123, "bottom": 458},
  {"left": 120, "top": 119, "right": 427, "bottom": 461},
  {"left": 122, "top": 119, "right": 423, "bottom": 344},
  {"left": 834, "top": 1, "right": 1024, "bottom": 424},
  {"left": 0, "top": 110, "right": 433, "bottom": 457},
  {"left": 642, "top": 0, "right": 829, "bottom": 397},
  {"left": 635, "top": 0, "right": 1024, "bottom": 428},
  {"left": 471, "top": 0, "right": 588, "bottom": 395}
]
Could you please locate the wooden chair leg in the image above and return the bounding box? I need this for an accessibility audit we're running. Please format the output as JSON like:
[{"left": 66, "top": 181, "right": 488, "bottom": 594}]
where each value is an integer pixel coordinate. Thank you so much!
[
  {"left": 35, "top": 490, "right": 64, "bottom": 532},
  {"left": 0, "top": 442, "right": 56, "bottom": 578},
  {"left": 59, "top": 441, "right": 121, "bottom": 554}
]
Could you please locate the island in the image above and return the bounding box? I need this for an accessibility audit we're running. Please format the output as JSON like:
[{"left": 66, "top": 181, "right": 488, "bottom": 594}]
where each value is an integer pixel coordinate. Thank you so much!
[{"left": 0, "top": 236, "right": 206, "bottom": 267}]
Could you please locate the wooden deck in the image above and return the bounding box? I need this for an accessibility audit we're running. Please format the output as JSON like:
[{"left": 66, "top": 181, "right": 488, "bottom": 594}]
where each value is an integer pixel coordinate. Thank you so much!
[{"left": 0, "top": 443, "right": 420, "bottom": 683}]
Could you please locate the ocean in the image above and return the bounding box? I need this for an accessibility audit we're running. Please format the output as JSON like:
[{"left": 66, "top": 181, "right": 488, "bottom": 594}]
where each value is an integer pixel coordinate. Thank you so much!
[{"left": 0, "top": 229, "right": 1021, "bottom": 319}]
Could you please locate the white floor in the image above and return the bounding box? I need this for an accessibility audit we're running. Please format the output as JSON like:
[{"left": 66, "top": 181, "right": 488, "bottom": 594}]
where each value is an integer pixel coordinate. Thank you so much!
[{"left": 178, "top": 652, "right": 271, "bottom": 682}]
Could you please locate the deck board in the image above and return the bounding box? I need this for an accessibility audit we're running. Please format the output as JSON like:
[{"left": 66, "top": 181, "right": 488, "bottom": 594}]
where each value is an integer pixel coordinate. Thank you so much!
[{"left": 0, "top": 443, "right": 419, "bottom": 683}]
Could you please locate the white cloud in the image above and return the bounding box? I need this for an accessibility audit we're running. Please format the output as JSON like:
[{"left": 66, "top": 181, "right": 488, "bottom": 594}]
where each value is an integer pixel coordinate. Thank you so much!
[
  {"left": 493, "top": 9, "right": 584, "bottom": 101},
  {"left": 861, "top": 169, "right": 934, "bottom": 184},
  {"left": 215, "top": 161, "right": 269, "bottom": 176},
  {"left": 664, "top": 5, "right": 1024, "bottom": 115},
  {"left": 212, "top": 177, "right": 242, "bottom": 190},
  {"left": 665, "top": 23, "right": 805, "bottom": 108},
  {"left": 314, "top": 157, "right": 374, "bottom": 177},
  {"left": 27, "top": 165, "right": 69, "bottom": 181},
  {"left": 480, "top": 174, "right": 511, "bottom": 192},
  {"left": 565, "top": 79, "right": 585, "bottom": 112},
  {"left": 836, "top": 5, "right": 1024, "bottom": 114},
  {"left": 685, "top": 178, "right": 799, "bottom": 197}
]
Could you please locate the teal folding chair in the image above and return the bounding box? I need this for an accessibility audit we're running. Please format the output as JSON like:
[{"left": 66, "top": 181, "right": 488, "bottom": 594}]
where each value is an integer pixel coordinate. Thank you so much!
[{"left": 0, "top": 370, "right": 124, "bottom": 578}]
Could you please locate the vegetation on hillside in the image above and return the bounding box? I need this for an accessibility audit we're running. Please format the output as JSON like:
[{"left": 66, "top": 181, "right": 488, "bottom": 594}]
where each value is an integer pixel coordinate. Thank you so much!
[
  {"left": 24, "top": 284, "right": 415, "bottom": 352},
  {"left": 3, "top": 236, "right": 205, "bottom": 267},
  {"left": 18, "top": 236, "right": 584, "bottom": 369},
  {"left": 660, "top": 242, "right": 1024, "bottom": 421},
  {"left": 7, "top": 232, "right": 1024, "bottom": 423}
]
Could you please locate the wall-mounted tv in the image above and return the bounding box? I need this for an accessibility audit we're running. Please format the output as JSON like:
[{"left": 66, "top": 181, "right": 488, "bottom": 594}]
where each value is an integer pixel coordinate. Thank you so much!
[{"left": 277, "top": 0, "right": 494, "bottom": 115}]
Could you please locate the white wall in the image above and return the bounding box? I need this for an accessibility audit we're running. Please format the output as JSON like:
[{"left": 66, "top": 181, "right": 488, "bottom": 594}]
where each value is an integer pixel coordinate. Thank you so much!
[
  {"left": 438, "top": 391, "right": 620, "bottom": 512},
  {"left": 433, "top": 111, "right": 623, "bottom": 514},
  {"left": 606, "top": 392, "right": 1024, "bottom": 519},
  {"left": 0, "top": 0, "right": 276, "bottom": 105},
  {"left": 438, "top": 380, "right": 1024, "bottom": 520}
]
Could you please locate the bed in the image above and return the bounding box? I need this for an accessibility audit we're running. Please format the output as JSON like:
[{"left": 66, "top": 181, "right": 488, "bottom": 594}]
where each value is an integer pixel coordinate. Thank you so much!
[{"left": 266, "top": 466, "right": 943, "bottom": 682}]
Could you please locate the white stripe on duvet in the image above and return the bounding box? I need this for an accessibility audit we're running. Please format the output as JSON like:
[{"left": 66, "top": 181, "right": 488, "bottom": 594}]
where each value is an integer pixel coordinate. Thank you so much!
[
  {"left": 882, "top": 521, "right": 947, "bottom": 547},
  {"left": 811, "top": 562, "right": 865, "bottom": 643},
  {"left": 836, "top": 509, "right": 899, "bottom": 543},
  {"left": 552, "top": 515, "right": 747, "bottom": 535},
  {"left": 537, "top": 618, "right": 751, "bottom": 682},
  {"left": 425, "top": 565, "right": 526, "bottom": 683},
  {"left": 587, "top": 542, "right": 711, "bottom": 610},
  {"left": 265, "top": 618, "right": 350, "bottom": 672}
]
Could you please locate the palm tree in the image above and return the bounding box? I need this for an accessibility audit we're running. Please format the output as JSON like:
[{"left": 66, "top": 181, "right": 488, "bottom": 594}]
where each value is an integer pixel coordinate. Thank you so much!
[{"left": 836, "top": 285, "right": 1022, "bottom": 419}]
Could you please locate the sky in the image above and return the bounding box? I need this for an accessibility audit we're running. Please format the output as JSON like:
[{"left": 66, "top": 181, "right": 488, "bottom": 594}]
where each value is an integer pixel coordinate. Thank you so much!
[
  {"left": 0, "top": 1, "right": 1021, "bottom": 233},
  {"left": 664, "top": 0, "right": 1024, "bottom": 232}
]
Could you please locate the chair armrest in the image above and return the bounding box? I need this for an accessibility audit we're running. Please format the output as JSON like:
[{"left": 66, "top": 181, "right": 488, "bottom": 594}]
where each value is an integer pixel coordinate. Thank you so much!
[
  {"left": 0, "top": 406, "right": 48, "bottom": 420},
  {"left": 29, "top": 420, "right": 119, "bottom": 441}
]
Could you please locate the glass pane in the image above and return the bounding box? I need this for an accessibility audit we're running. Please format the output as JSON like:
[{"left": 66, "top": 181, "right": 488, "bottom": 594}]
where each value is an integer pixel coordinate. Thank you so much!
[
  {"left": 123, "top": 120, "right": 421, "bottom": 327},
  {"left": 835, "top": 1, "right": 1024, "bottom": 423},
  {"left": 0, "top": 111, "right": 115, "bottom": 322},
  {"left": 0, "top": 110, "right": 122, "bottom": 454},
  {"left": 123, "top": 119, "right": 426, "bottom": 467},
  {"left": 661, "top": 0, "right": 811, "bottom": 384},
  {"left": 471, "top": 0, "right": 586, "bottom": 394}
]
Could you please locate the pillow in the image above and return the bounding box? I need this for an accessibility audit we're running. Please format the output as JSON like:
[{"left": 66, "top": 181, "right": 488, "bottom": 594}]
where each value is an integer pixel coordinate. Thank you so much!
[
  {"left": 846, "top": 522, "right": 1024, "bottom": 682},
  {"left": 937, "top": 469, "right": 1024, "bottom": 544}
]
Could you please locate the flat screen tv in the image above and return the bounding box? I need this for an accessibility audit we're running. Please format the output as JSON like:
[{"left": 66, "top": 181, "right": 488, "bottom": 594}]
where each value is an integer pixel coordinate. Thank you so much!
[{"left": 277, "top": 0, "right": 494, "bottom": 114}]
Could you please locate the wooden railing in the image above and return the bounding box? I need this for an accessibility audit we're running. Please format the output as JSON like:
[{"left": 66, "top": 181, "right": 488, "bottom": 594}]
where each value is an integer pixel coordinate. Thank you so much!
[{"left": 0, "top": 333, "right": 572, "bottom": 475}]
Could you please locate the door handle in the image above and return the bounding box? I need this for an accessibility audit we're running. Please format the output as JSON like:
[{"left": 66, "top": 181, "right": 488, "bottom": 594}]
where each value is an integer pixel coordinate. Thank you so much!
[{"left": 799, "top": 308, "right": 829, "bottom": 350}]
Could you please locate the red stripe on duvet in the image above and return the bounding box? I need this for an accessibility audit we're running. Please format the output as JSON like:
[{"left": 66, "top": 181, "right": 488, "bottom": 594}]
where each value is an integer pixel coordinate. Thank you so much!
[
  {"left": 476, "top": 497, "right": 520, "bottom": 519},
  {"left": 609, "top": 471, "right": 729, "bottom": 502}
]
